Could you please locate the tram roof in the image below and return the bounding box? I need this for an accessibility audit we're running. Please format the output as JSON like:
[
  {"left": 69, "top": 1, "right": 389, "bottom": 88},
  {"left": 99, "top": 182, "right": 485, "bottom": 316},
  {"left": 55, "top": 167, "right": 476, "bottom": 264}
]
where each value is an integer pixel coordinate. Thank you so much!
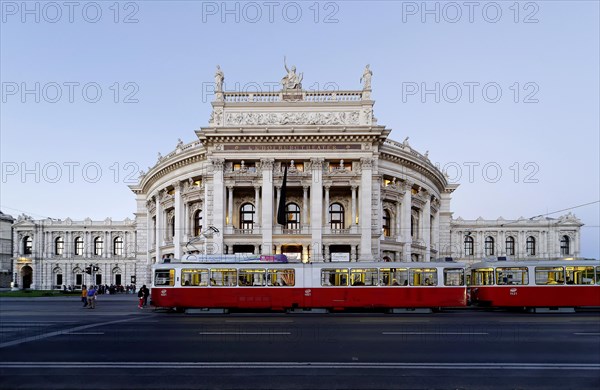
[{"left": 471, "top": 258, "right": 600, "bottom": 268}]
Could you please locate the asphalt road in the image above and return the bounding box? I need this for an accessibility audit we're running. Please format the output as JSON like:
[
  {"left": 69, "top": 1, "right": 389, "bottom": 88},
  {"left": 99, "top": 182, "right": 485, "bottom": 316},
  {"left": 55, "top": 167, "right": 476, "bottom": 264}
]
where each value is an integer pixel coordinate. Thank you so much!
[{"left": 0, "top": 295, "right": 599, "bottom": 389}]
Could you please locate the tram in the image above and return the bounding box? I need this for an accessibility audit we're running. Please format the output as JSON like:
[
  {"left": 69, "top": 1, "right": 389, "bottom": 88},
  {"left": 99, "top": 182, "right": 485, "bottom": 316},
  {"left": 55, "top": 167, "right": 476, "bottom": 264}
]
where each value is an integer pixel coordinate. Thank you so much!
[
  {"left": 470, "top": 259, "right": 600, "bottom": 309},
  {"left": 151, "top": 258, "right": 468, "bottom": 311}
]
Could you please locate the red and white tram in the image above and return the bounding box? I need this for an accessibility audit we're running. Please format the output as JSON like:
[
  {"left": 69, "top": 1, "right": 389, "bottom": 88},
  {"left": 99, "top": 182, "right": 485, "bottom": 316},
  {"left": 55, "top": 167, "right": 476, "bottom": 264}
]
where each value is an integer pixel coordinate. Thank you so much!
[
  {"left": 151, "top": 260, "right": 468, "bottom": 311},
  {"left": 470, "top": 259, "right": 600, "bottom": 309}
]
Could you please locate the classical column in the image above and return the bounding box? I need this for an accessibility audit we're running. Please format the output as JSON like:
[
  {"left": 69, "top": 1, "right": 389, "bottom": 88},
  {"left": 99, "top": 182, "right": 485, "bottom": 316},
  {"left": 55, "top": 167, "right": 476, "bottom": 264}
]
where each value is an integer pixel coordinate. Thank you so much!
[
  {"left": 254, "top": 185, "right": 261, "bottom": 227},
  {"left": 324, "top": 184, "right": 330, "bottom": 226},
  {"left": 302, "top": 185, "right": 309, "bottom": 230},
  {"left": 423, "top": 192, "right": 431, "bottom": 261},
  {"left": 351, "top": 185, "right": 358, "bottom": 233},
  {"left": 395, "top": 200, "right": 402, "bottom": 241},
  {"left": 402, "top": 181, "right": 413, "bottom": 261},
  {"left": 174, "top": 181, "right": 183, "bottom": 259},
  {"left": 104, "top": 231, "right": 109, "bottom": 259},
  {"left": 211, "top": 159, "right": 225, "bottom": 254},
  {"left": 310, "top": 158, "right": 324, "bottom": 262},
  {"left": 359, "top": 157, "right": 373, "bottom": 261},
  {"left": 432, "top": 209, "right": 440, "bottom": 258},
  {"left": 155, "top": 191, "right": 162, "bottom": 260},
  {"left": 275, "top": 186, "right": 281, "bottom": 225},
  {"left": 261, "top": 159, "right": 274, "bottom": 255},
  {"left": 227, "top": 186, "right": 234, "bottom": 227}
]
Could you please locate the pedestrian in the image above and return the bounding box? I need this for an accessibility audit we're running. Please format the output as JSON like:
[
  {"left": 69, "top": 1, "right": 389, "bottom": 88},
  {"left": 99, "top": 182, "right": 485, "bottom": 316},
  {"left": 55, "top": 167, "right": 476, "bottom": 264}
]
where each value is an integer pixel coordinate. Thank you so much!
[
  {"left": 81, "top": 285, "right": 88, "bottom": 307},
  {"left": 87, "top": 285, "right": 97, "bottom": 309},
  {"left": 137, "top": 286, "right": 144, "bottom": 309},
  {"left": 142, "top": 285, "right": 150, "bottom": 307}
]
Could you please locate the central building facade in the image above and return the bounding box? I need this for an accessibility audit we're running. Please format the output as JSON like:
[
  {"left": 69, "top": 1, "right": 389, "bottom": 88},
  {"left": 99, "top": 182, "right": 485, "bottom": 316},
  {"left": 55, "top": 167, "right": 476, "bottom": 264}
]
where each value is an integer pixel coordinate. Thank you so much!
[{"left": 129, "top": 69, "right": 451, "bottom": 283}]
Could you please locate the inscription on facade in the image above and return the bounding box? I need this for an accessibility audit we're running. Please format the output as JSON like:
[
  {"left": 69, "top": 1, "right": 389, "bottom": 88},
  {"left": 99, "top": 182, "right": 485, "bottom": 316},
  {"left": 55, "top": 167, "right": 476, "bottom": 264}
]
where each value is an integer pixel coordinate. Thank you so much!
[{"left": 224, "top": 144, "right": 362, "bottom": 151}]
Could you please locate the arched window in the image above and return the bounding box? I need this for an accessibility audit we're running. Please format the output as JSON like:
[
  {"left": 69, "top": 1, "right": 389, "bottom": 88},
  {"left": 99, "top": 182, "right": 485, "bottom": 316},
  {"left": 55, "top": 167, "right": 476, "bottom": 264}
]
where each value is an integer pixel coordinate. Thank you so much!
[
  {"left": 383, "top": 210, "right": 391, "bottom": 237},
  {"left": 526, "top": 236, "right": 536, "bottom": 256},
  {"left": 94, "top": 237, "right": 103, "bottom": 256},
  {"left": 329, "top": 203, "right": 344, "bottom": 230},
  {"left": 113, "top": 236, "right": 123, "bottom": 256},
  {"left": 74, "top": 236, "right": 84, "bottom": 256},
  {"left": 55, "top": 237, "right": 64, "bottom": 255},
  {"left": 23, "top": 236, "right": 32, "bottom": 255},
  {"left": 505, "top": 236, "right": 515, "bottom": 256},
  {"left": 464, "top": 235, "right": 474, "bottom": 256},
  {"left": 240, "top": 203, "right": 255, "bottom": 230},
  {"left": 560, "top": 235, "right": 570, "bottom": 256},
  {"left": 485, "top": 236, "right": 495, "bottom": 256},
  {"left": 285, "top": 203, "right": 300, "bottom": 230},
  {"left": 193, "top": 210, "right": 203, "bottom": 236}
]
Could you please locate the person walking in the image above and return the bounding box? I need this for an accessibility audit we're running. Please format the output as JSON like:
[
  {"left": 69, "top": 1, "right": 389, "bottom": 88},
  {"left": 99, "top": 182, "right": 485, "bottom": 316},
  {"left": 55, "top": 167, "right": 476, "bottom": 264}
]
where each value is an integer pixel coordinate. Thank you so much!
[
  {"left": 137, "top": 286, "right": 144, "bottom": 309},
  {"left": 87, "top": 285, "right": 97, "bottom": 309},
  {"left": 81, "top": 285, "right": 88, "bottom": 307},
  {"left": 142, "top": 285, "right": 150, "bottom": 307}
]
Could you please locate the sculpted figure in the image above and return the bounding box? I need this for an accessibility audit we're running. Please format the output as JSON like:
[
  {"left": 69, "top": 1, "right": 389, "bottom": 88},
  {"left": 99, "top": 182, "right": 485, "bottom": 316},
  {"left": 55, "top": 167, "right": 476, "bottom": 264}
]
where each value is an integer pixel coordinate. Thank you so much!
[
  {"left": 360, "top": 64, "right": 372, "bottom": 90},
  {"left": 281, "top": 57, "right": 303, "bottom": 90},
  {"left": 215, "top": 65, "right": 224, "bottom": 92}
]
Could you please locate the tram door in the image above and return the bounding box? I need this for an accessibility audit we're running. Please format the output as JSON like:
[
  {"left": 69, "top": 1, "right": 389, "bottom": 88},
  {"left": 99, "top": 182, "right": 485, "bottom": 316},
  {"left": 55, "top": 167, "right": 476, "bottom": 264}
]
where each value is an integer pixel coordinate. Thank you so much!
[{"left": 302, "top": 265, "right": 313, "bottom": 308}]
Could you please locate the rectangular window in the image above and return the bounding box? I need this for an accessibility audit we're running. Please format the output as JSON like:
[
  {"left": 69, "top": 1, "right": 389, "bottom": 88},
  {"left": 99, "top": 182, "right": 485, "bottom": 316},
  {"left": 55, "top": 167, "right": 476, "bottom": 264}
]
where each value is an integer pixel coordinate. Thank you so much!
[
  {"left": 496, "top": 267, "right": 529, "bottom": 285},
  {"left": 535, "top": 267, "right": 564, "bottom": 285},
  {"left": 350, "top": 268, "right": 378, "bottom": 286},
  {"left": 56, "top": 273, "right": 63, "bottom": 286},
  {"left": 238, "top": 269, "right": 266, "bottom": 286},
  {"left": 267, "top": 269, "right": 295, "bottom": 286},
  {"left": 409, "top": 268, "right": 437, "bottom": 286},
  {"left": 75, "top": 274, "right": 82, "bottom": 286},
  {"left": 471, "top": 268, "right": 494, "bottom": 285},
  {"left": 154, "top": 269, "right": 175, "bottom": 286},
  {"left": 96, "top": 274, "right": 102, "bottom": 285},
  {"left": 115, "top": 274, "right": 122, "bottom": 286},
  {"left": 210, "top": 268, "right": 237, "bottom": 286},
  {"left": 444, "top": 268, "right": 465, "bottom": 286},
  {"left": 565, "top": 266, "right": 595, "bottom": 285},
  {"left": 181, "top": 269, "right": 209, "bottom": 286},
  {"left": 379, "top": 268, "right": 408, "bottom": 286},
  {"left": 321, "top": 269, "right": 348, "bottom": 286}
]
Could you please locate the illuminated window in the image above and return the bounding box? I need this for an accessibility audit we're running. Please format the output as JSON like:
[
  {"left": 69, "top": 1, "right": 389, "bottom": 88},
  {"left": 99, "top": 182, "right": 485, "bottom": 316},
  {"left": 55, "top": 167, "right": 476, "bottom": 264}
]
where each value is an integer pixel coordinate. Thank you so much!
[
  {"left": 535, "top": 267, "right": 564, "bottom": 285},
  {"left": 321, "top": 268, "right": 348, "bottom": 286},
  {"left": 238, "top": 269, "right": 266, "bottom": 286},
  {"left": 94, "top": 237, "right": 103, "bottom": 256},
  {"left": 267, "top": 269, "right": 295, "bottom": 286},
  {"left": 471, "top": 268, "right": 494, "bottom": 286},
  {"left": 181, "top": 269, "right": 209, "bottom": 286},
  {"left": 74, "top": 237, "right": 84, "bottom": 256},
  {"left": 210, "top": 268, "right": 237, "bottom": 286},
  {"left": 496, "top": 267, "right": 529, "bottom": 285},
  {"left": 113, "top": 237, "right": 123, "bottom": 256},
  {"left": 409, "top": 268, "right": 437, "bottom": 286},
  {"left": 350, "top": 268, "right": 378, "bottom": 286},
  {"left": 55, "top": 237, "right": 64, "bottom": 255},
  {"left": 379, "top": 268, "right": 408, "bottom": 286}
]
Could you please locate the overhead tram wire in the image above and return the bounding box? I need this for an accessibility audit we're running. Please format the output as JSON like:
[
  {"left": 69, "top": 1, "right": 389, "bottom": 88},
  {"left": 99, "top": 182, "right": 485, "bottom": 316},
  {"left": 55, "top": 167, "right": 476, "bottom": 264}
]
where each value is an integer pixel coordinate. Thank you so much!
[{"left": 499, "top": 200, "right": 600, "bottom": 227}]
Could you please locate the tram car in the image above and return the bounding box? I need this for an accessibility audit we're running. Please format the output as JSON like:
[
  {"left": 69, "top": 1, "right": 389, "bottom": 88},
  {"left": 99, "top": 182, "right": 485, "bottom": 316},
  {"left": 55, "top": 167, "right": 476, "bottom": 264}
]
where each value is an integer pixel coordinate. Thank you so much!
[
  {"left": 151, "top": 258, "right": 468, "bottom": 311},
  {"left": 470, "top": 259, "right": 600, "bottom": 309}
]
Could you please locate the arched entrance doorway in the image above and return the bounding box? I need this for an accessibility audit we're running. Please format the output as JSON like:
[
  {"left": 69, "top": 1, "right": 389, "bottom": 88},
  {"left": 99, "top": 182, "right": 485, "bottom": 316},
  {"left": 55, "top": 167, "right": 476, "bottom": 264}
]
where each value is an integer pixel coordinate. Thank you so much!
[{"left": 21, "top": 266, "right": 33, "bottom": 289}]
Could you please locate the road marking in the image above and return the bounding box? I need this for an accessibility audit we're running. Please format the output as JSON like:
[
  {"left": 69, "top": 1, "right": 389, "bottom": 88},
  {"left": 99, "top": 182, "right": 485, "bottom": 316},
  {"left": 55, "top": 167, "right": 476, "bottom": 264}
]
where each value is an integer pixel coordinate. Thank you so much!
[
  {"left": 382, "top": 332, "right": 489, "bottom": 335},
  {"left": 67, "top": 332, "right": 105, "bottom": 335},
  {"left": 0, "top": 317, "right": 142, "bottom": 349},
  {"left": 224, "top": 320, "right": 294, "bottom": 323},
  {"left": 0, "top": 362, "right": 599, "bottom": 370},
  {"left": 199, "top": 332, "right": 291, "bottom": 335}
]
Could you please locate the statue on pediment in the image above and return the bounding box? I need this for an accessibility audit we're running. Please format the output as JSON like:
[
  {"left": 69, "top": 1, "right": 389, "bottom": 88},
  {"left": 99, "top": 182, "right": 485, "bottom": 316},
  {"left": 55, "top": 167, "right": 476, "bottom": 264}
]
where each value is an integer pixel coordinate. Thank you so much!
[
  {"left": 215, "top": 65, "right": 224, "bottom": 92},
  {"left": 360, "top": 64, "right": 372, "bottom": 90},
  {"left": 281, "top": 57, "right": 303, "bottom": 90}
]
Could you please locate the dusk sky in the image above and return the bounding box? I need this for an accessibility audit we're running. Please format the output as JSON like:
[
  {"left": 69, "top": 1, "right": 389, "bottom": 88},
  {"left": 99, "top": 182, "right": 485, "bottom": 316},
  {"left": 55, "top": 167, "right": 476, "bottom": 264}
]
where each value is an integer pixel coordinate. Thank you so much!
[{"left": 1, "top": 1, "right": 598, "bottom": 258}]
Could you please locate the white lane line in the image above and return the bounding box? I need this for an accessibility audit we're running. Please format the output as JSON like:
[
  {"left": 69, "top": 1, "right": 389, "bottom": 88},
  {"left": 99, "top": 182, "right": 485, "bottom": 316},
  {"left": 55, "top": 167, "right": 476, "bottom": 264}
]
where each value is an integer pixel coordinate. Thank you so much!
[
  {"left": 67, "top": 332, "right": 105, "bottom": 335},
  {"left": 0, "top": 362, "right": 599, "bottom": 370},
  {"left": 383, "top": 332, "right": 489, "bottom": 335},
  {"left": 574, "top": 333, "right": 600, "bottom": 336},
  {"left": 0, "top": 317, "right": 142, "bottom": 349},
  {"left": 199, "top": 332, "right": 291, "bottom": 335}
]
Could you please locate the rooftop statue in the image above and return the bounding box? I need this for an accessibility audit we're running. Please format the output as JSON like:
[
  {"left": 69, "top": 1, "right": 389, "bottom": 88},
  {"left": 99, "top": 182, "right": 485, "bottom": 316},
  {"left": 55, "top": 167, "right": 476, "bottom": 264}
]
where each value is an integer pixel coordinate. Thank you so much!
[
  {"left": 215, "top": 65, "right": 224, "bottom": 93},
  {"left": 360, "top": 64, "right": 372, "bottom": 90},
  {"left": 281, "top": 56, "right": 303, "bottom": 90}
]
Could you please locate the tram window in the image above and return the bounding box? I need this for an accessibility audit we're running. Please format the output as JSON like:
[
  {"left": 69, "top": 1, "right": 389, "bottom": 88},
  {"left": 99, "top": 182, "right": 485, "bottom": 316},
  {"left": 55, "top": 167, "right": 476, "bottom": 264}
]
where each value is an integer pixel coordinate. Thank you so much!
[
  {"left": 154, "top": 269, "right": 174, "bottom": 286},
  {"left": 210, "top": 268, "right": 237, "bottom": 287},
  {"left": 444, "top": 268, "right": 465, "bottom": 286},
  {"left": 238, "top": 269, "right": 266, "bottom": 286},
  {"left": 321, "top": 269, "right": 348, "bottom": 286},
  {"left": 267, "top": 269, "right": 295, "bottom": 286},
  {"left": 535, "top": 267, "right": 564, "bottom": 285},
  {"left": 471, "top": 268, "right": 494, "bottom": 286},
  {"left": 409, "top": 268, "right": 437, "bottom": 286},
  {"left": 181, "top": 269, "right": 209, "bottom": 286},
  {"left": 350, "top": 268, "right": 378, "bottom": 286},
  {"left": 379, "top": 268, "right": 408, "bottom": 286},
  {"left": 597, "top": 267, "right": 600, "bottom": 285},
  {"left": 496, "top": 267, "right": 529, "bottom": 285},
  {"left": 565, "top": 266, "right": 595, "bottom": 285}
]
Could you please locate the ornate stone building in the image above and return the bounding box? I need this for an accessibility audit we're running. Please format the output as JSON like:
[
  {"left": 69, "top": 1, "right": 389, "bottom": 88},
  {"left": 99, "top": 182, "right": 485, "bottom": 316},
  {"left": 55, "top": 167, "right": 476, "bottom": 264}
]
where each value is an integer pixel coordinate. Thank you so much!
[
  {"left": 10, "top": 66, "right": 584, "bottom": 289},
  {"left": 0, "top": 211, "right": 15, "bottom": 287}
]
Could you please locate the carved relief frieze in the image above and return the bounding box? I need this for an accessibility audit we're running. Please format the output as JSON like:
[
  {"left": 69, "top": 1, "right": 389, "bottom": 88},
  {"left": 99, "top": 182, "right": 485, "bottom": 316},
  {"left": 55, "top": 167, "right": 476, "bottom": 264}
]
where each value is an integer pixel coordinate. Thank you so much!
[{"left": 225, "top": 111, "right": 360, "bottom": 126}]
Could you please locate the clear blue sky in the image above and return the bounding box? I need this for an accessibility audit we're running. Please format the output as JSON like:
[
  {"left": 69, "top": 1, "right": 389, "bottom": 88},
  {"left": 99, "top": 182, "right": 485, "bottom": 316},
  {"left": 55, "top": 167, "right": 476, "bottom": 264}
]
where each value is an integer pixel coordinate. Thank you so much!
[{"left": 1, "top": 1, "right": 598, "bottom": 258}]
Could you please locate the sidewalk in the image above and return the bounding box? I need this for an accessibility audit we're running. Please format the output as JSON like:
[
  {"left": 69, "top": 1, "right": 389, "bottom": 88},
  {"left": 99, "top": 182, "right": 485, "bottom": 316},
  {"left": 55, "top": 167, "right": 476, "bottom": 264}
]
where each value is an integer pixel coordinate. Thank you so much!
[{"left": 0, "top": 293, "right": 138, "bottom": 302}]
